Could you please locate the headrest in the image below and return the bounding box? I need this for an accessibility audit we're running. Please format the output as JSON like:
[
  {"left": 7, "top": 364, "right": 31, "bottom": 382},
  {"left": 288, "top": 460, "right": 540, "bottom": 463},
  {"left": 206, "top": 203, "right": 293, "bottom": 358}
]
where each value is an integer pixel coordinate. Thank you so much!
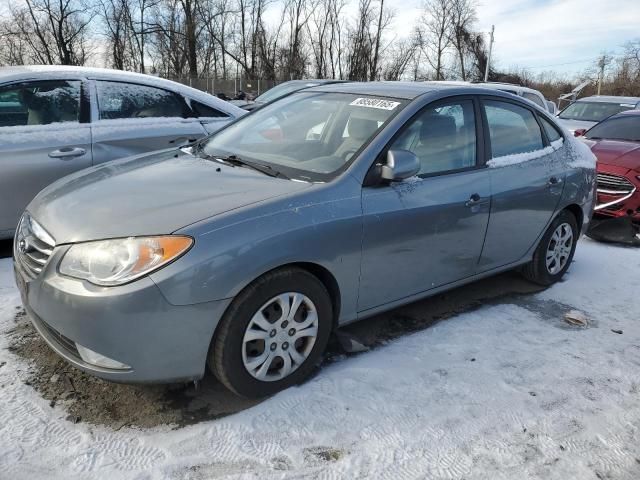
[
  {"left": 420, "top": 114, "right": 456, "bottom": 142},
  {"left": 348, "top": 117, "right": 379, "bottom": 140}
]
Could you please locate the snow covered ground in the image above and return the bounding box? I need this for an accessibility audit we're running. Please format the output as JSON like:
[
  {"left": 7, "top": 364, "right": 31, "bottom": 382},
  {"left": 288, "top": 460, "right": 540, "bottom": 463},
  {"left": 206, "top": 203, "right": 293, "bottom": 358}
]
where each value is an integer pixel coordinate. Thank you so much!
[{"left": 1, "top": 237, "right": 640, "bottom": 479}]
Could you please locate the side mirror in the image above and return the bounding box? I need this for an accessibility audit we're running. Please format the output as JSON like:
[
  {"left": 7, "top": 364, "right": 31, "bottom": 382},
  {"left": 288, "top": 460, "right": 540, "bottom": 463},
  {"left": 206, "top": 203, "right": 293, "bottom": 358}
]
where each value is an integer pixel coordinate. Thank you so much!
[
  {"left": 574, "top": 128, "right": 587, "bottom": 137},
  {"left": 381, "top": 149, "right": 420, "bottom": 181}
]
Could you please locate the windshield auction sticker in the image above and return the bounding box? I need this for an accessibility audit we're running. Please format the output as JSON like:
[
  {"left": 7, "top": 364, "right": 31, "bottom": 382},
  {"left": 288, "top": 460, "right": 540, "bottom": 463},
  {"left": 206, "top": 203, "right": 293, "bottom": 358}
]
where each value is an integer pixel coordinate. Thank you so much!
[{"left": 350, "top": 98, "right": 401, "bottom": 110}]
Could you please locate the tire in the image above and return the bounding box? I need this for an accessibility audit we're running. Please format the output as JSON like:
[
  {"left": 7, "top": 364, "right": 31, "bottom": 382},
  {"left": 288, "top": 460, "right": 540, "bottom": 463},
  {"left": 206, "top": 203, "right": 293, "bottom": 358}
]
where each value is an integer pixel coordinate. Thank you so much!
[
  {"left": 522, "top": 209, "right": 578, "bottom": 286},
  {"left": 209, "top": 267, "right": 333, "bottom": 398}
]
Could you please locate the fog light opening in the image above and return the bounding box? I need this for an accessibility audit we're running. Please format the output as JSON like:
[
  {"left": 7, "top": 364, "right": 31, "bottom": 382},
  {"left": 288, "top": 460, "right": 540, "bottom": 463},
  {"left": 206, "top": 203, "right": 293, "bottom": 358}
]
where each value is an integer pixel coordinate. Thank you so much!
[{"left": 76, "top": 344, "right": 131, "bottom": 370}]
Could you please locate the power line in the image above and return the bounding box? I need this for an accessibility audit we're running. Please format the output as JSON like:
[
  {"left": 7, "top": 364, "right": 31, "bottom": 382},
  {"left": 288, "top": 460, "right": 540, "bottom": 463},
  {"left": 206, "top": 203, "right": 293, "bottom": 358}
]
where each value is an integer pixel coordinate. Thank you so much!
[{"left": 524, "top": 53, "right": 626, "bottom": 70}]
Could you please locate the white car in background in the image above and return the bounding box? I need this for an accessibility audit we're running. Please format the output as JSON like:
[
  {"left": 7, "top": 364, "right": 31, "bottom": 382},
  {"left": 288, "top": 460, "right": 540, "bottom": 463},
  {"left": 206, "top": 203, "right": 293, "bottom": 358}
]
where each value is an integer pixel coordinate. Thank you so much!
[
  {"left": 556, "top": 95, "right": 640, "bottom": 134},
  {"left": 0, "top": 66, "right": 246, "bottom": 239},
  {"left": 424, "top": 81, "right": 557, "bottom": 115}
]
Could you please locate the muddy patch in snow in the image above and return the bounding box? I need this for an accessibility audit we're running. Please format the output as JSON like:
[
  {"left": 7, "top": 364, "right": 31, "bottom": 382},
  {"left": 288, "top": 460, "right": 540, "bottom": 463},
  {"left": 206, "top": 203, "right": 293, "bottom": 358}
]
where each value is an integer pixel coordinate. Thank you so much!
[
  {"left": 7, "top": 311, "right": 260, "bottom": 429},
  {"left": 8, "top": 269, "right": 544, "bottom": 430}
]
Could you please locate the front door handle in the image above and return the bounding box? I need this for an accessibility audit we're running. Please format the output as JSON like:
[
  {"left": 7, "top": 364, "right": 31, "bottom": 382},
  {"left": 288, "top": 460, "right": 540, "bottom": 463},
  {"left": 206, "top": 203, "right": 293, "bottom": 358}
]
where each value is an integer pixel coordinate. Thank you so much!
[
  {"left": 48, "top": 147, "right": 86, "bottom": 159},
  {"left": 465, "top": 193, "right": 483, "bottom": 207}
]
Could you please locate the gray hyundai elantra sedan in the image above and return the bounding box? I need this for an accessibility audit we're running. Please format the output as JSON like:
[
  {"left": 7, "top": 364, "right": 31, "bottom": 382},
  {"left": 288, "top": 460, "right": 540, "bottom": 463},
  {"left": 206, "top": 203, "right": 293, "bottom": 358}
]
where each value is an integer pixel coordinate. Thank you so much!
[{"left": 14, "top": 82, "right": 596, "bottom": 397}]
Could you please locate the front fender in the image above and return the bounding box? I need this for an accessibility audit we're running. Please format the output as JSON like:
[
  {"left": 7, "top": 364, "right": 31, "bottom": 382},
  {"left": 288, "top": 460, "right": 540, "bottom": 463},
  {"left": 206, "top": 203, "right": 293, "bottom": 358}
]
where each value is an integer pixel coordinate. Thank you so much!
[{"left": 150, "top": 176, "right": 364, "bottom": 324}]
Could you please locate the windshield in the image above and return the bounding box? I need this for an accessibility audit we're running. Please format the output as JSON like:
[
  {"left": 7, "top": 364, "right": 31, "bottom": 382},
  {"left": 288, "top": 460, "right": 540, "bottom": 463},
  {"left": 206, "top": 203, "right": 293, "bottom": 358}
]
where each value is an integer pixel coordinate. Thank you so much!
[
  {"left": 255, "top": 82, "right": 320, "bottom": 104},
  {"left": 202, "top": 92, "right": 406, "bottom": 181},
  {"left": 585, "top": 115, "right": 640, "bottom": 142},
  {"left": 559, "top": 101, "right": 636, "bottom": 122}
]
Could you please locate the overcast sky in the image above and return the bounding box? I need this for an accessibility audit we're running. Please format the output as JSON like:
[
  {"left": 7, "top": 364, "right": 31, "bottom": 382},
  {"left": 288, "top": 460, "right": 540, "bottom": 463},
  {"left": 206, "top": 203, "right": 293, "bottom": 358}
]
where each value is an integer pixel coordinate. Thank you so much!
[
  {"left": 2, "top": 0, "right": 639, "bottom": 76},
  {"left": 388, "top": 0, "right": 640, "bottom": 76}
]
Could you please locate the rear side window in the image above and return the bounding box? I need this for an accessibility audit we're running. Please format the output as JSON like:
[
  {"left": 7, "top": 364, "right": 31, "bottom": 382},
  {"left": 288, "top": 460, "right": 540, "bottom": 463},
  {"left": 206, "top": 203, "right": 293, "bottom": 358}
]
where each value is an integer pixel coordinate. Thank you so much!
[
  {"left": 191, "top": 100, "right": 228, "bottom": 118},
  {"left": 0, "top": 80, "right": 80, "bottom": 127},
  {"left": 484, "top": 100, "right": 544, "bottom": 157},
  {"left": 539, "top": 116, "right": 562, "bottom": 142},
  {"left": 96, "top": 81, "right": 188, "bottom": 120}
]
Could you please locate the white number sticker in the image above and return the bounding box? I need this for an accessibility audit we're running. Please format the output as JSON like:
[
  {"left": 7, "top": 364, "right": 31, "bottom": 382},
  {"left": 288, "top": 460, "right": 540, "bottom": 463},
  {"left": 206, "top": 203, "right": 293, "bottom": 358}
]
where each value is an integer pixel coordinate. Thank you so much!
[{"left": 350, "top": 97, "right": 401, "bottom": 110}]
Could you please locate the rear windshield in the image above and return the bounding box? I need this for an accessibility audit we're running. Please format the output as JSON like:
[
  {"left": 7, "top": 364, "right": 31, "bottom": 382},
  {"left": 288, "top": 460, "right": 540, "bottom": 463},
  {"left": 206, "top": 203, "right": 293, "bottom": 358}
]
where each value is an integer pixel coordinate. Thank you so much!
[{"left": 559, "top": 101, "right": 636, "bottom": 122}]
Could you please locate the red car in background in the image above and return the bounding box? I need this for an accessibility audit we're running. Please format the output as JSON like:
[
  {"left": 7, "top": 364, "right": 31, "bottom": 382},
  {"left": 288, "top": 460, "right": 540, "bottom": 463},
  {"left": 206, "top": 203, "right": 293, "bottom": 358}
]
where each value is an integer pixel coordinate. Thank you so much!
[{"left": 576, "top": 110, "right": 640, "bottom": 226}]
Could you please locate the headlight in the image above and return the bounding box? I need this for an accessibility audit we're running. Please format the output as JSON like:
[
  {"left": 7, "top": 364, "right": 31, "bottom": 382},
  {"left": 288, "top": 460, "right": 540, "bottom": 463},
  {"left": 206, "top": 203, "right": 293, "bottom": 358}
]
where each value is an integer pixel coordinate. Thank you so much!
[{"left": 59, "top": 236, "right": 193, "bottom": 286}]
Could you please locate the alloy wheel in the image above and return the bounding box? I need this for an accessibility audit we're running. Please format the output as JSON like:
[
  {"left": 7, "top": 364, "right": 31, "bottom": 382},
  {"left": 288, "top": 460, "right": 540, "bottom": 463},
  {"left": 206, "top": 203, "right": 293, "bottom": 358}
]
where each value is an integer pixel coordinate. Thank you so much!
[
  {"left": 242, "top": 292, "right": 318, "bottom": 381},
  {"left": 545, "top": 222, "right": 573, "bottom": 275}
]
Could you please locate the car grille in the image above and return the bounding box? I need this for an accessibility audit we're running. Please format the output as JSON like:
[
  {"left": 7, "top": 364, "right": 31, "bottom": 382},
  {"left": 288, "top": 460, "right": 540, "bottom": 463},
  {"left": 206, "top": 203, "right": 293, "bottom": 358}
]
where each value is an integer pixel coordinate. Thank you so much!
[
  {"left": 597, "top": 173, "right": 635, "bottom": 194},
  {"left": 14, "top": 214, "right": 56, "bottom": 280}
]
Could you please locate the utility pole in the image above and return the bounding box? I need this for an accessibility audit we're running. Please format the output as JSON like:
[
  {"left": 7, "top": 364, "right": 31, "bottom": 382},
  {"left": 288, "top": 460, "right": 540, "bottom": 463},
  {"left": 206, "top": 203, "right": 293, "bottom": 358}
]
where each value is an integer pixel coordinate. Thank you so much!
[
  {"left": 597, "top": 54, "right": 609, "bottom": 95},
  {"left": 484, "top": 25, "right": 495, "bottom": 82}
]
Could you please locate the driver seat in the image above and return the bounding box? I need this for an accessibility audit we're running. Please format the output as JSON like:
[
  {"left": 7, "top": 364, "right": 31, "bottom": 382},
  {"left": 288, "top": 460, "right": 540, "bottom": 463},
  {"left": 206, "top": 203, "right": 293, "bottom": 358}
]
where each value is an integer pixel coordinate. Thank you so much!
[{"left": 335, "top": 117, "right": 379, "bottom": 160}]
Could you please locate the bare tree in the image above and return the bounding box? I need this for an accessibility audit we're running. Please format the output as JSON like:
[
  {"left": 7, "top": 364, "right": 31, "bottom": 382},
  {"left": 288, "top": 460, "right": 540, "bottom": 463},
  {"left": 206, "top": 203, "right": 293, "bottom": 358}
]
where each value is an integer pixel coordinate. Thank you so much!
[
  {"left": 449, "top": 0, "right": 475, "bottom": 80},
  {"left": 7, "top": 0, "right": 94, "bottom": 65},
  {"left": 417, "top": 0, "right": 453, "bottom": 80}
]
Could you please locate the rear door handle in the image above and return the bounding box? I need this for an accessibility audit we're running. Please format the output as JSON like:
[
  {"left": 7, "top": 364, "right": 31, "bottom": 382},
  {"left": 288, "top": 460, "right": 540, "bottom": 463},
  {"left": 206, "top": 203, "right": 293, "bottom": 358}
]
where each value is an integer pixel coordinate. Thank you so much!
[
  {"left": 48, "top": 147, "right": 86, "bottom": 159},
  {"left": 548, "top": 176, "right": 562, "bottom": 185}
]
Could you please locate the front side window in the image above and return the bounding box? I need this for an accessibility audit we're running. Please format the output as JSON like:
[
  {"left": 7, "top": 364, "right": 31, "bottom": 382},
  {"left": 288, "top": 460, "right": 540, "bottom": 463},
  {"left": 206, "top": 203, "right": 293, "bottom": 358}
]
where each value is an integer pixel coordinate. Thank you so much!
[
  {"left": 559, "top": 101, "right": 635, "bottom": 122},
  {"left": 202, "top": 92, "right": 406, "bottom": 181},
  {"left": 0, "top": 80, "right": 80, "bottom": 127},
  {"left": 391, "top": 100, "right": 477, "bottom": 176},
  {"left": 484, "top": 100, "right": 544, "bottom": 157},
  {"left": 96, "top": 81, "right": 187, "bottom": 120},
  {"left": 585, "top": 115, "right": 640, "bottom": 142}
]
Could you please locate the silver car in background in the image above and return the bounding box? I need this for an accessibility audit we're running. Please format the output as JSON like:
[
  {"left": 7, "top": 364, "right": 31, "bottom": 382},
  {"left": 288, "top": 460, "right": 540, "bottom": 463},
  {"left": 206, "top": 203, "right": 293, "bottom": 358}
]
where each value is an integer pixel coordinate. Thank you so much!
[
  {"left": 556, "top": 95, "right": 640, "bottom": 133},
  {"left": 0, "top": 66, "right": 246, "bottom": 239}
]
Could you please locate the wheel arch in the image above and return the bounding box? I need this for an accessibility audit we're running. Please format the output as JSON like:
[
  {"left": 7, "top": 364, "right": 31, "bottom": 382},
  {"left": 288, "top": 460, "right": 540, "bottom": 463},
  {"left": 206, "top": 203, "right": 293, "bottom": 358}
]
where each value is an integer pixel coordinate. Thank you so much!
[
  {"left": 562, "top": 203, "right": 584, "bottom": 231},
  {"left": 218, "top": 261, "right": 343, "bottom": 332}
]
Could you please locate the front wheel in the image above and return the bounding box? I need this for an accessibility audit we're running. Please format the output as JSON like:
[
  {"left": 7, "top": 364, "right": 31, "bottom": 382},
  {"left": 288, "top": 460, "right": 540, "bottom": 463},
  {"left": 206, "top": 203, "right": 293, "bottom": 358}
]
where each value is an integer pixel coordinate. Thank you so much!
[
  {"left": 522, "top": 210, "right": 578, "bottom": 286},
  {"left": 209, "top": 267, "right": 333, "bottom": 398}
]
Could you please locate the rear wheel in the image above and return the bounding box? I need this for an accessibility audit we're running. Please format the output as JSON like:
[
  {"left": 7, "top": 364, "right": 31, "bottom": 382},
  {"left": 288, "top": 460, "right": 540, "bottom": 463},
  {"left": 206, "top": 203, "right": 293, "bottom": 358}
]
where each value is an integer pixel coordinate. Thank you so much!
[
  {"left": 209, "top": 267, "right": 333, "bottom": 398},
  {"left": 522, "top": 210, "right": 578, "bottom": 286}
]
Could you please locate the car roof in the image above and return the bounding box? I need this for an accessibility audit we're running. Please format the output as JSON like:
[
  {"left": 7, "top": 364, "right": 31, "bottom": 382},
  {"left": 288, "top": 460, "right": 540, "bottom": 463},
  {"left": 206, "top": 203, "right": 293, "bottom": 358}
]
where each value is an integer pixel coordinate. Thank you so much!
[
  {"left": 306, "top": 81, "right": 548, "bottom": 107},
  {"left": 307, "top": 81, "right": 487, "bottom": 100},
  {"left": 0, "top": 65, "right": 245, "bottom": 116},
  {"left": 613, "top": 109, "right": 640, "bottom": 117},
  {"left": 276, "top": 79, "right": 347, "bottom": 86},
  {"left": 576, "top": 95, "right": 640, "bottom": 105}
]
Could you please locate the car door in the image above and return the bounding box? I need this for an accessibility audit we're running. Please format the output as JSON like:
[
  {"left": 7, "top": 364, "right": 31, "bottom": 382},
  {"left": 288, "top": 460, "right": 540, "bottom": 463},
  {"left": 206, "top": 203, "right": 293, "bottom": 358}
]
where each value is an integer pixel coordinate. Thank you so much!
[
  {"left": 90, "top": 80, "right": 208, "bottom": 164},
  {"left": 477, "top": 98, "right": 566, "bottom": 271},
  {"left": 0, "top": 79, "right": 92, "bottom": 237},
  {"left": 358, "top": 97, "right": 491, "bottom": 312}
]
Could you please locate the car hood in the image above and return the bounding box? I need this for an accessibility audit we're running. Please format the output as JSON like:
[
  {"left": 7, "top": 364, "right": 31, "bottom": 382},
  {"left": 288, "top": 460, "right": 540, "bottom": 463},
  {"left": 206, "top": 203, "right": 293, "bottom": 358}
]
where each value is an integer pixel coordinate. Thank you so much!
[
  {"left": 28, "top": 150, "right": 311, "bottom": 244},
  {"left": 583, "top": 139, "right": 640, "bottom": 172},
  {"left": 556, "top": 118, "right": 596, "bottom": 133}
]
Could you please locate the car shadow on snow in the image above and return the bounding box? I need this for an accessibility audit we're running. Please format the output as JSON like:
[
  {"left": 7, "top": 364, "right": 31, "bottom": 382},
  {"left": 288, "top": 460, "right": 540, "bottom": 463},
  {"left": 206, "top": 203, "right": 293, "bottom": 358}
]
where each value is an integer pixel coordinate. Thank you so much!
[
  {"left": 7, "top": 264, "right": 551, "bottom": 430},
  {"left": 0, "top": 239, "right": 12, "bottom": 259}
]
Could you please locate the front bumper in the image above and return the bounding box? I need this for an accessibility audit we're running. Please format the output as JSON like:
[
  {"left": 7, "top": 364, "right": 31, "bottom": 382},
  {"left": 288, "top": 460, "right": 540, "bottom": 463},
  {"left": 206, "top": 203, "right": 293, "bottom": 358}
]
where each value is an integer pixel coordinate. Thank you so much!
[
  {"left": 14, "top": 248, "right": 231, "bottom": 383},
  {"left": 595, "top": 165, "right": 640, "bottom": 224}
]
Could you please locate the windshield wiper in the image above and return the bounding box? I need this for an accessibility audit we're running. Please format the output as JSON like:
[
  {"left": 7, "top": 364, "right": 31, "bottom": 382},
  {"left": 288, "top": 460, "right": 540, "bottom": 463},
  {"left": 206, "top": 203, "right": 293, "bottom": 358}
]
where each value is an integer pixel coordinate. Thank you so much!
[{"left": 202, "top": 153, "right": 289, "bottom": 179}]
